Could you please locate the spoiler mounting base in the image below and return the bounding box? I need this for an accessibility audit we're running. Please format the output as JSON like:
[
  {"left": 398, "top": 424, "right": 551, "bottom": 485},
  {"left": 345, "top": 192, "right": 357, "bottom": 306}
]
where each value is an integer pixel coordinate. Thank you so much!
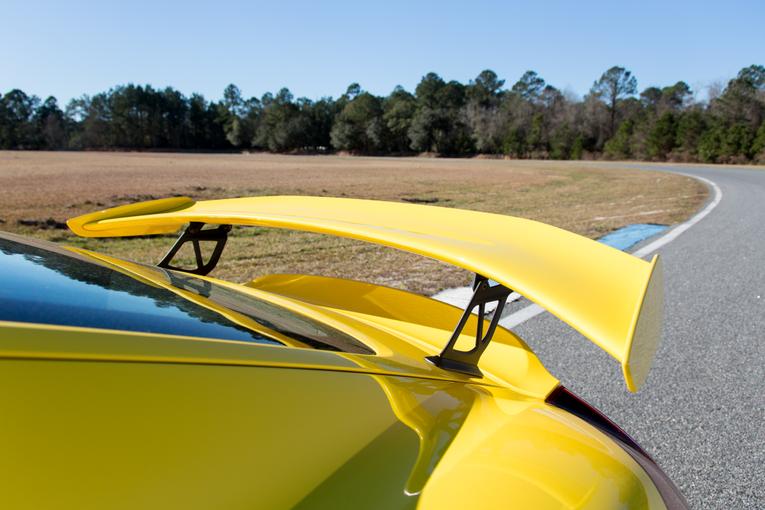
[{"left": 426, "top": 274, "right": 511, "bottom": 377}]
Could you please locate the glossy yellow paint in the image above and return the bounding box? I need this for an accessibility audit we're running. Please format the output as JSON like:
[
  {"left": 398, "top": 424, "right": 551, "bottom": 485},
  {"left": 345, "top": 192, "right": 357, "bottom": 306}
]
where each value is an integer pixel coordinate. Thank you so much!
[
  {"left": 246, "top": 273, "right": 558, "bottom": 399},
  {"left": 416, "top": 384, "right": 666, "bottom": 509},
  {"left": 67, "top": 195, "right": 663, "bottom": 391},
  {"left": 0, "top": 326, "right": 665, "bottom": 509}
]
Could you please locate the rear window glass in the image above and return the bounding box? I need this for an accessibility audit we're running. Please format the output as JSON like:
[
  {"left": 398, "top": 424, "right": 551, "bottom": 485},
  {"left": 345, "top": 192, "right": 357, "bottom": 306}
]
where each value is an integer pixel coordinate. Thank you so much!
[{"left": 0, "top": 234, "right": 372, "bottom": 354}]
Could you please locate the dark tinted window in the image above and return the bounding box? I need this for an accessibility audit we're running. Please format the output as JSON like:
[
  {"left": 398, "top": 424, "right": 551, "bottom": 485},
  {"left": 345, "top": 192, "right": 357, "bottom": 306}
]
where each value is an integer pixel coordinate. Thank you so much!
[{"left": 0, "top": 234, "right": 372, "bottom": 354}]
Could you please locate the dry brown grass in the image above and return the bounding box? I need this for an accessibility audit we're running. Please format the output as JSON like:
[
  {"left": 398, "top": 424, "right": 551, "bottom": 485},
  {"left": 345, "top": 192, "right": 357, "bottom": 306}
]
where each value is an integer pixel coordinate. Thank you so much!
[{"left": 0, "top": 151, "right": 708, "bottom": 294}]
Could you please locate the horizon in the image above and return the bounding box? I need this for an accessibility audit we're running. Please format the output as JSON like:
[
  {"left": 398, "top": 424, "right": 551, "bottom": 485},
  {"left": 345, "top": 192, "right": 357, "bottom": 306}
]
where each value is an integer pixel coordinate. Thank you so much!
[{"left": 3, "top": 0, "right": 764, "bottom": 104}]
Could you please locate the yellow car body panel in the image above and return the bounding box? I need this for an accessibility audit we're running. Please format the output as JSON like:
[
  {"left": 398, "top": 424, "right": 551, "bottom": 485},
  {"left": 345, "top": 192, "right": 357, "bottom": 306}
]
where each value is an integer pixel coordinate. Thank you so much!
[
  {"left": 67, "top": 195, "right": 662, "bottom": 391},
  {"left": 246, "top": 273, "right": 559, "bottom": 398},
  {"left": 0, "top": 325, "right": 664, "bottom": 509}
]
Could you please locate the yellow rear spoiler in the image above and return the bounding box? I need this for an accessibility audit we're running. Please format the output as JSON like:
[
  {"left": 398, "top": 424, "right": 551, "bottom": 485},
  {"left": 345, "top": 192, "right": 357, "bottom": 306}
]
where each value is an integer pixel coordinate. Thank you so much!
[{"left": 68, "top": 196, "right": 663, "bottom": 391}]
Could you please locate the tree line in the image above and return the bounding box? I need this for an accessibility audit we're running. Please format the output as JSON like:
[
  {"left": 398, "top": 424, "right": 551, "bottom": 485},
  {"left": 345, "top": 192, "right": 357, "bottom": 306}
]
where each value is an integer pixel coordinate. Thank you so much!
[{"left": 1, "top": 65, "right": 764, "bottom": 163}]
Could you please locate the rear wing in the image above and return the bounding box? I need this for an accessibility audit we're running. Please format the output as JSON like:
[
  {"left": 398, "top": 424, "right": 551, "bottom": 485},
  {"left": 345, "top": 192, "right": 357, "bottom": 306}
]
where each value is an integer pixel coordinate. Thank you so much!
[{"left": 68, "top": 196, "right": 663, "bottom": 391}]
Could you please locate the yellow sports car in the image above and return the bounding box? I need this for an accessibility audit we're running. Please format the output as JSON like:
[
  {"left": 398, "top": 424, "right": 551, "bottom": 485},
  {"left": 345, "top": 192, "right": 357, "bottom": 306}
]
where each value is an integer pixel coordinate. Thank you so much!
[{"left": 0, "top": 196, "right": 687, "bottom": 509}]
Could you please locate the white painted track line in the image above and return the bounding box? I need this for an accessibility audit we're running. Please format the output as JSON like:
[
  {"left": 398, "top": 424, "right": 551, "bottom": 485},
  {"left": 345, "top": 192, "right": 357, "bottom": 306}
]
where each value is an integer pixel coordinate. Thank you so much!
[
  {"left": 631, "top": 174, "right": 722, "bottom": 258},
  {"left": 498, "top": 173, "right": 723, "bottom": 329}
]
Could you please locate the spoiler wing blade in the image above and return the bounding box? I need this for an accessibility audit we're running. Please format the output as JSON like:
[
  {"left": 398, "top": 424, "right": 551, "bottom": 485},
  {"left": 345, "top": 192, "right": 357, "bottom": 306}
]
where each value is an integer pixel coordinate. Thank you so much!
[{"left": 68, "top": 195, "right": 663, "bottom": 391}]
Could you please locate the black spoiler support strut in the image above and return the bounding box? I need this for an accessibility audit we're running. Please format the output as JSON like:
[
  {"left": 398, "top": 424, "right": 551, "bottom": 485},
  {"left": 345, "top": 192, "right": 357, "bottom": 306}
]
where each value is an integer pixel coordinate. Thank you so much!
[{"left": 426, "top": 274, "right": 511, "bottom": 377}]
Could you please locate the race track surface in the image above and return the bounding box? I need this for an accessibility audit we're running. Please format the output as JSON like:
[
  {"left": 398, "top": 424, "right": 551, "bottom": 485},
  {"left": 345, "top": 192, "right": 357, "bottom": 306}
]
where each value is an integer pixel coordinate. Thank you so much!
[{"left": 513, "top": 165, "right": 764, "bottom": 509}]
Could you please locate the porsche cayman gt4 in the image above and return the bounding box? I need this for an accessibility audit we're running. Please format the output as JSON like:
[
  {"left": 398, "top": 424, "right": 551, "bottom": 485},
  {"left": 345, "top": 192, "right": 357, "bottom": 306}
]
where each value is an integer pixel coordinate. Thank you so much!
[{"left": 0, "top": 196, "right": 687, "bottom": 509}]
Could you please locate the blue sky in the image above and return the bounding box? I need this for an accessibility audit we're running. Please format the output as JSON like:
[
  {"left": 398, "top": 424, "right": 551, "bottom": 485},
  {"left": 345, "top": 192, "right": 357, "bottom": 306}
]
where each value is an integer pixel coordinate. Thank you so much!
[{"left": 2, "top": 0, "right": 763, "bottom": 104}]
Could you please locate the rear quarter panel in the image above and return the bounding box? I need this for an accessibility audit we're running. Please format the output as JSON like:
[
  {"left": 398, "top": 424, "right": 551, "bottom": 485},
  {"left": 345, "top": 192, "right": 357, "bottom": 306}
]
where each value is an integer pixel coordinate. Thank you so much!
[
  {"left": 0, "top": 356, "right": 664, "bottom": 509},
  {"left": 0, "top": 358, "right": 428, "bottom": 509}
]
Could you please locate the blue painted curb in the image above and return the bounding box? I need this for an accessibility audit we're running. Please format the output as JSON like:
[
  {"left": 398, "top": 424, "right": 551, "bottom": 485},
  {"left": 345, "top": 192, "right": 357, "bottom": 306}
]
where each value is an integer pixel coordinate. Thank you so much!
[{"left": 598, "top": 223, "right": 668, "bottom": 252}]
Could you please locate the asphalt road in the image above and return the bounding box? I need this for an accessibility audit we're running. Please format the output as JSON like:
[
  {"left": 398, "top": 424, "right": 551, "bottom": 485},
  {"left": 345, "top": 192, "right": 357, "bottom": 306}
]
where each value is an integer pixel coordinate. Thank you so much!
[{"left": 512, "top": 164, "right": 764, "bottom": 509}]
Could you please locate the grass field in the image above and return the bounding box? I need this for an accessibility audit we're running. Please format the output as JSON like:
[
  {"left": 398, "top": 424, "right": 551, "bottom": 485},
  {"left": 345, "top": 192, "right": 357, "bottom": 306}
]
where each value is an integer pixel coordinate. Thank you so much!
[{"left": 0, "top": 151, "right": 708, "bottom": 294}]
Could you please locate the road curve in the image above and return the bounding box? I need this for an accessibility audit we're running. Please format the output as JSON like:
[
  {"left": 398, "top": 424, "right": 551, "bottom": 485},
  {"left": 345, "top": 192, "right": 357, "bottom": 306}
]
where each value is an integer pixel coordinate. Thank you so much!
[{"left": 512, "top": 164, "right": 764, "bottom": 509}]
